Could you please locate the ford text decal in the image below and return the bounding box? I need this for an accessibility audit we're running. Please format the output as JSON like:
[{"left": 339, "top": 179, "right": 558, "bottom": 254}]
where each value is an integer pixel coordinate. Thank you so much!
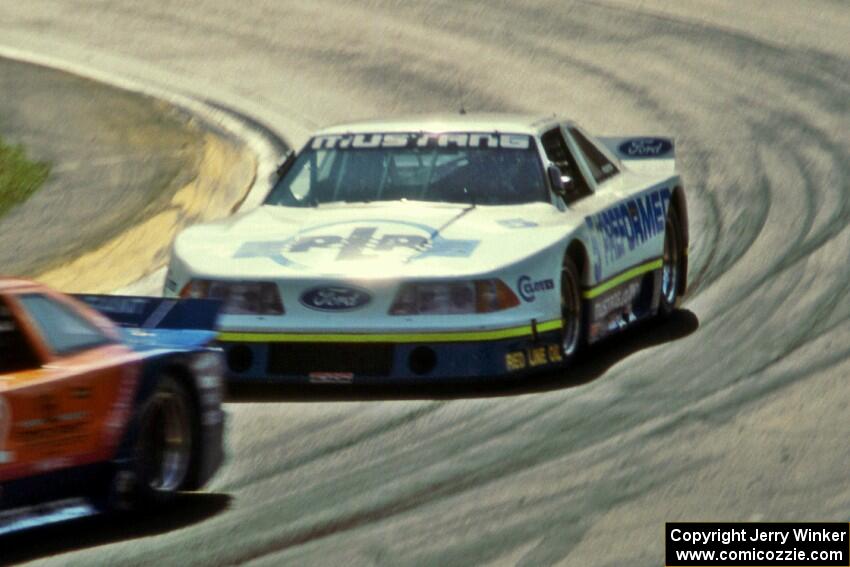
[
  {"left": 617, "top": 138, "right": 673, "bottom": 158},
  {"left": 300, "top": 286, "right": 372, "bottom": 311},
  {"left": 311, "top": 132, "right": 532, "bottom": 150},
  {"left": 235, "top": 220, "right": 479, "bottom": 268}
]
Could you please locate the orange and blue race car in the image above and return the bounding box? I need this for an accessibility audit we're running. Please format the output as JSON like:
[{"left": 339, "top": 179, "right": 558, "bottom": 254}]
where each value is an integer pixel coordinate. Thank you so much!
[{"left": 0, "top": 279, "right": 225, "bottom": 534}]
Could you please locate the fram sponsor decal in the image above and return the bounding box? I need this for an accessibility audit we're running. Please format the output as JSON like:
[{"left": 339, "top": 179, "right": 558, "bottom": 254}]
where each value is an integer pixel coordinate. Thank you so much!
[
  {"left": 587, "top": 187, "right": 671, "bottom": 266},
  {"left": 235, "top": 220, "right": 479, "bottom": 268},
  {"left": 311, "top": 132, "right": 532, "bottom": 150},
  {"left": 618, "top": 137, "right": 673, "bottom": 158},
  {"left": 517, "top": 275, "right": 555, "bottom": 302},
  {"left": 300, "top": 286, "right": 372, "bottom": 311}
]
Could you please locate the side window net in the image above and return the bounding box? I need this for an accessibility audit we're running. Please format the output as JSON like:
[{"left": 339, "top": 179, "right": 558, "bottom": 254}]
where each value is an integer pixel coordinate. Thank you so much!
[
  {"left": 569, "top": 128, "right": 619, "bottom": 184},
  {"left": 541, "top": 128, "right": 592, "bottom": 201}
]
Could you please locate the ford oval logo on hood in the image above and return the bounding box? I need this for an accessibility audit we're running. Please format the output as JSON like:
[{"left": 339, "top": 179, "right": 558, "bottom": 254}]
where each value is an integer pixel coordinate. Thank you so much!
[
  {"left": 617, "top": 137, "right": 673, "bottom": 158},
  {"left": 300, "top": 286, "right": 372, "bottom": 311}
]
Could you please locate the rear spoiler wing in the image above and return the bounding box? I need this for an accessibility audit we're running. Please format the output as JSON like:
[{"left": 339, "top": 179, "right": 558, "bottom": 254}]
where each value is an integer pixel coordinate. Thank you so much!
[
  {"left": 598, "top": 136, "right": 676, "bottom": 175},
  {"left": 74, "top": 295, "right": 221, "bottom": 331}
]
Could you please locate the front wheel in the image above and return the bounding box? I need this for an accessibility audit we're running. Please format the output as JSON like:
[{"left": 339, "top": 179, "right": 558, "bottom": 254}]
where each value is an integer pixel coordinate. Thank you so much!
[
  {"left": 658, "top": 207, "right": 683, "bottom": 316},
  {"left": 132, "top": 375, "right": 196, "bottom": 507},
  {"left": 560, "top": 256, "right": 584, "bottom": 362}
]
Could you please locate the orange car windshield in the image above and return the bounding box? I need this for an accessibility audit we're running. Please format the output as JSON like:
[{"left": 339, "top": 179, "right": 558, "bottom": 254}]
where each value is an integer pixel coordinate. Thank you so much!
[{"left": 18, "top": 294, "right": 113, "bottom": 356}]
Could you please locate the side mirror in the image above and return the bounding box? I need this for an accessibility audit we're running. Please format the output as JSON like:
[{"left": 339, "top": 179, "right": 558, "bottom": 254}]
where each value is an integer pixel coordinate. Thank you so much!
[{"left": 547, "top": 165, "right": 574, "bottom": 195}]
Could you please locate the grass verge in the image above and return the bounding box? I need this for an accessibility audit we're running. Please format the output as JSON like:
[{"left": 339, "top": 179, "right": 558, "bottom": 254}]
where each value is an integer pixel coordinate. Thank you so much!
[{"left": 0, "top": 136, "right": 50, "bottom": 218}]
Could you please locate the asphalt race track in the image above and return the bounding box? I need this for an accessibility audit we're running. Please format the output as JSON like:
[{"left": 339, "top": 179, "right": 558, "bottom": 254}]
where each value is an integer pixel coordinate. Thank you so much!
[{"left": 1, "top": 1, "right": 849, "bottom": 565}]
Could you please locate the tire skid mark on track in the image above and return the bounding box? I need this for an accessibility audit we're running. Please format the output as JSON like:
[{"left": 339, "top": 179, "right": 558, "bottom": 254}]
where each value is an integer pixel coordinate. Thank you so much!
[{"left": 220, "top": 403, "right": 446, "bottom": 492}]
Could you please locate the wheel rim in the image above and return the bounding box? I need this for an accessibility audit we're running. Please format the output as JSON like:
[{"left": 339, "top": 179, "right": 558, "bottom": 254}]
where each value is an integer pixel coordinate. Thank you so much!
[
  {"left": 661, "top": 217, "right": 680, "bottom": 305},
  {"left": 140, "top": 388, "right": 191, "bottom": 492},
  {"left": 561, "top": 267, "right": 581, "bottom": 357}
]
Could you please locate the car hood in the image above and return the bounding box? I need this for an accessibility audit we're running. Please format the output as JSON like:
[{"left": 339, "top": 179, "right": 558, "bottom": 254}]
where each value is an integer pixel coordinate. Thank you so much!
[{"left": 173, "top": 201, "right": 582, "bottom": 279}]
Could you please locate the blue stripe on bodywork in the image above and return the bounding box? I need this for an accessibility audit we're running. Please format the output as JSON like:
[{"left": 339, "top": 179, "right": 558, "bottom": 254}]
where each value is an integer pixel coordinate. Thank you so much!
[{"left": 118, "top": 328, "right": 218, "bottom": 352}]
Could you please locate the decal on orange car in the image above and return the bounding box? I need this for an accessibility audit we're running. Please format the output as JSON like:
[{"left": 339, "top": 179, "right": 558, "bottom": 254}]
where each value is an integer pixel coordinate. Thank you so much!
[{"left": 0, "top": 346, "right": 141, "bottom": 482}]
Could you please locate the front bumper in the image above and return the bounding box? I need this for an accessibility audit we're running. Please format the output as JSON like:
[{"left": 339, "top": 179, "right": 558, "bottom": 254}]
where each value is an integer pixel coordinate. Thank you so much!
[{"left": 217, "top": 326, "right": 565, "bottom": 384}]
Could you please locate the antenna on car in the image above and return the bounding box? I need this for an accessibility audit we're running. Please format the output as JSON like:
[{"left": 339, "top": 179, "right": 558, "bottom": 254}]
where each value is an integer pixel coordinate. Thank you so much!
[{"left": 458, "top": 78, "right": 467, "bottom": 115}]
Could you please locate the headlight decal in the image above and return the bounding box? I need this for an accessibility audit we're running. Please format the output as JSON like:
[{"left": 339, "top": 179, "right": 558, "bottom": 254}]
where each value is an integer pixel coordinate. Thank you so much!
[
  {"left": 181, "top": 280, "right": 284, "bottom": 315},
  {"left": 389, "top": 279, "right": 519, "bottom": 315}
]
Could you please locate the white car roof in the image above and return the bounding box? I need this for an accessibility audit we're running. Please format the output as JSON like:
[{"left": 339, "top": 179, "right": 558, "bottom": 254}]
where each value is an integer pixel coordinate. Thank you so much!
[{"left": 315, "top": 113, "right": 573, "bottom": 137}]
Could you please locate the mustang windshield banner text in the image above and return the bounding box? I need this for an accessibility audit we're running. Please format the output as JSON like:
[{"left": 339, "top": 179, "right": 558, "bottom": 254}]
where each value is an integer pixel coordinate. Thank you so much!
[{"left": 311, "top": 132, "right": 533, "bottom": 150}]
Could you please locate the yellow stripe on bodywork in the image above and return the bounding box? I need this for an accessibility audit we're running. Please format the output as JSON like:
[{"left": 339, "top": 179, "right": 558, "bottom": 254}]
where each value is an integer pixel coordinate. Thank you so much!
[
  {"left": 582, "top": 259, "right": 663, "bottom": 300},
  {"left": 218, "top": 319, "right": 563, "bottom": 344}
]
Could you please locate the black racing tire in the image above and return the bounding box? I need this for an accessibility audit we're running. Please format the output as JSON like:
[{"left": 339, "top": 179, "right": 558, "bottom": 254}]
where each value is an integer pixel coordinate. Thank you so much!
[
  {"left": 560, "top": 255, "right": 585, "bottom": 363},
  {"left": 658, "top": 206, "right": 683, "bottom": 317},
  {"left": 131, "top": 374, "right": 197, "bottom": 507}
]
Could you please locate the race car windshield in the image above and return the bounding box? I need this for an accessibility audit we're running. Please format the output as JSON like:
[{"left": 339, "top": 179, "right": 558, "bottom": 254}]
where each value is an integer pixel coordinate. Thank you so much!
[{"left": 265, "top": 132, "right": 548, "bottom": 207}]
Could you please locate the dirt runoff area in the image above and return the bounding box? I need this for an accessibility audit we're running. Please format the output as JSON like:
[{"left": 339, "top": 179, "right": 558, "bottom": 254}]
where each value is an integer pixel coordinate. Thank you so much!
[{"left": 0, "top": 56, "right": 256, "bottom": 292}]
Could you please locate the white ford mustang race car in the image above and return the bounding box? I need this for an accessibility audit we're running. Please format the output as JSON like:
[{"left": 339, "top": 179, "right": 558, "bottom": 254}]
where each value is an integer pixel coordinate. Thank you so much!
[{"left": 164, "top": 114, "right": 688, "bottom": 383}]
